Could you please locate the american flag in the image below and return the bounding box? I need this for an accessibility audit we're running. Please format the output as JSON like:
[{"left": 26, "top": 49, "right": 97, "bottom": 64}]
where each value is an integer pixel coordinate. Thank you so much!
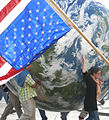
[
  {"left": 0, "top": 0, "right": 70, "bottom": 85},
  {"left": 0, "top": 56, "right": 23, "bottom": 85}
]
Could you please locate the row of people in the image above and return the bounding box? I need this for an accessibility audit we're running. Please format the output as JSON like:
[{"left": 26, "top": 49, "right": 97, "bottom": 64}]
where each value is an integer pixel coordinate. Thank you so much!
[{"left": 0, "top": 55, "right": 104, "bottom": 120}]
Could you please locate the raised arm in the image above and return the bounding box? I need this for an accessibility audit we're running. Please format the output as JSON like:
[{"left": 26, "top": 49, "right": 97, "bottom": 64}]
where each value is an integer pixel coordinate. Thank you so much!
[{"left": 82, "top": 55, "right": 86, "bottom": 73}]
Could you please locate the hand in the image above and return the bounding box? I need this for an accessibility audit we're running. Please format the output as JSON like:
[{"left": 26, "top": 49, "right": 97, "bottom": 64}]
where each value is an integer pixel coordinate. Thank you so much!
[
  {"left": 34, "top": 78, "right": 42, "bottom": 85},
  {"left": 100, "top": 78, "right": 104, "bottom": 86},
  {"left": 37, "top": 80, "right": 42, "bottom": 85},
  {"left": 31, "top": 83, "right": 37, "bottom": 88}
]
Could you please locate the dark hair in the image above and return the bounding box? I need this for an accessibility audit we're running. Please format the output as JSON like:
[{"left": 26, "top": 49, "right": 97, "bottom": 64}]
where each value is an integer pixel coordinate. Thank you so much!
[{"left": 89, "top": 66, "right": 100, "bottom": 75}]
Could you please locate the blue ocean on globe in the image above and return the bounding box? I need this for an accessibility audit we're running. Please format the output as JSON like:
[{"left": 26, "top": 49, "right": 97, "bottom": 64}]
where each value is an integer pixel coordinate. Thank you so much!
[{"left": 9, "top": 0, "right": 109, "bottom": 111}]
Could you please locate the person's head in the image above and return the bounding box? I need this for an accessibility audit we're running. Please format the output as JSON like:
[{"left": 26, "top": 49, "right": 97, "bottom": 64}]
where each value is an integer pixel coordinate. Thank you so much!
[{"left": 89, "top": 66, "right": 101, "bottom": 79}]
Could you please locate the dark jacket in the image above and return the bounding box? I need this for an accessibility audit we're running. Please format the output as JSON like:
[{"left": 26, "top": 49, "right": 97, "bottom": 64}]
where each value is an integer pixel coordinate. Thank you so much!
[
  {"left": 83, "top": 72, "right": 97, "bottom": 111},
  {"left": 0, "top": 84, "right": 9, "bottom": 92}
]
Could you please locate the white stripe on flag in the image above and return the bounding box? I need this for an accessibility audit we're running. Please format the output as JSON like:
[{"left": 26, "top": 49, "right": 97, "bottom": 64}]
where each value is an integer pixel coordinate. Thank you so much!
[
  {"left": 0, "top": 71, "right": 21, "bottom": 85},
  {"left": 0, "top": 62, "right": 12, "bottom": 77},
  {"left": 0, "top": 0, "right": 31, "bottom": 34},
  {"left": 0, "top": 0, "right": 11, "bottom": 11}
]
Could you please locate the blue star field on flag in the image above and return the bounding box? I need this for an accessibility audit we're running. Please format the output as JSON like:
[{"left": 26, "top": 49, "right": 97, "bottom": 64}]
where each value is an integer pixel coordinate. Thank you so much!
[{"left": 0, "top": 0, "right": 70, "bottom": 70}]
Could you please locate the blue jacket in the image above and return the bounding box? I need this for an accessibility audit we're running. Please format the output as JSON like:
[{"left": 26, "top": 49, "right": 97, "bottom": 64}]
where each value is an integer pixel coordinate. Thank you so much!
[{"left": 15, "top": 69, "right": 30, "bottom": 87}]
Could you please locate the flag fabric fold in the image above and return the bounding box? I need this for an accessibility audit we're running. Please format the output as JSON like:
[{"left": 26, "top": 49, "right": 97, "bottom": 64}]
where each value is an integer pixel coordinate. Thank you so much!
[{"left": 0, "top": 0, "right": 70, "bottom": 70}]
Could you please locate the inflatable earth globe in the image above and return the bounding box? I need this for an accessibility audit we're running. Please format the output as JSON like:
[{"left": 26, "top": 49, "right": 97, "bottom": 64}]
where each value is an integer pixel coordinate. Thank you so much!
[{"left": 9, "top": 0, "right": 109, "bottom": 112}]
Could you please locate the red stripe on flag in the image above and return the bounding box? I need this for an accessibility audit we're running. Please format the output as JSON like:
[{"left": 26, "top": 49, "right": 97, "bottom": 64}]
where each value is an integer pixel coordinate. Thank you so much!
[
  {"left": 0, "top": 0, "right": 21, "bottom": 22},
  {"left": 0, "top": 56, "right": 6, "bottom": 68},
  {"left": 0, "top": 68, "right": 23, "bottom": 81}
]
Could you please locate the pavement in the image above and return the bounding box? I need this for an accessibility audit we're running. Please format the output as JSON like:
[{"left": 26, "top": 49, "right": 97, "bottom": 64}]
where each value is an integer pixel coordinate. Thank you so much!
[{"left": 0, "top": 98, "right": 109, "bottom": 120}]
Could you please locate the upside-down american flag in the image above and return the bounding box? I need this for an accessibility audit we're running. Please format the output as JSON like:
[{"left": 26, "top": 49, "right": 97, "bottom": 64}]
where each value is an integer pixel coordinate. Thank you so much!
[{"left": 0, "top": 0, "right": 70, "bottom": 85}]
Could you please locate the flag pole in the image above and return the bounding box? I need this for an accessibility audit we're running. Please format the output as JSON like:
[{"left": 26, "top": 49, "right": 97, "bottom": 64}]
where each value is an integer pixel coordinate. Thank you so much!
[{"left": 46, "top": 0, "right": 109, "bottom": 65}]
